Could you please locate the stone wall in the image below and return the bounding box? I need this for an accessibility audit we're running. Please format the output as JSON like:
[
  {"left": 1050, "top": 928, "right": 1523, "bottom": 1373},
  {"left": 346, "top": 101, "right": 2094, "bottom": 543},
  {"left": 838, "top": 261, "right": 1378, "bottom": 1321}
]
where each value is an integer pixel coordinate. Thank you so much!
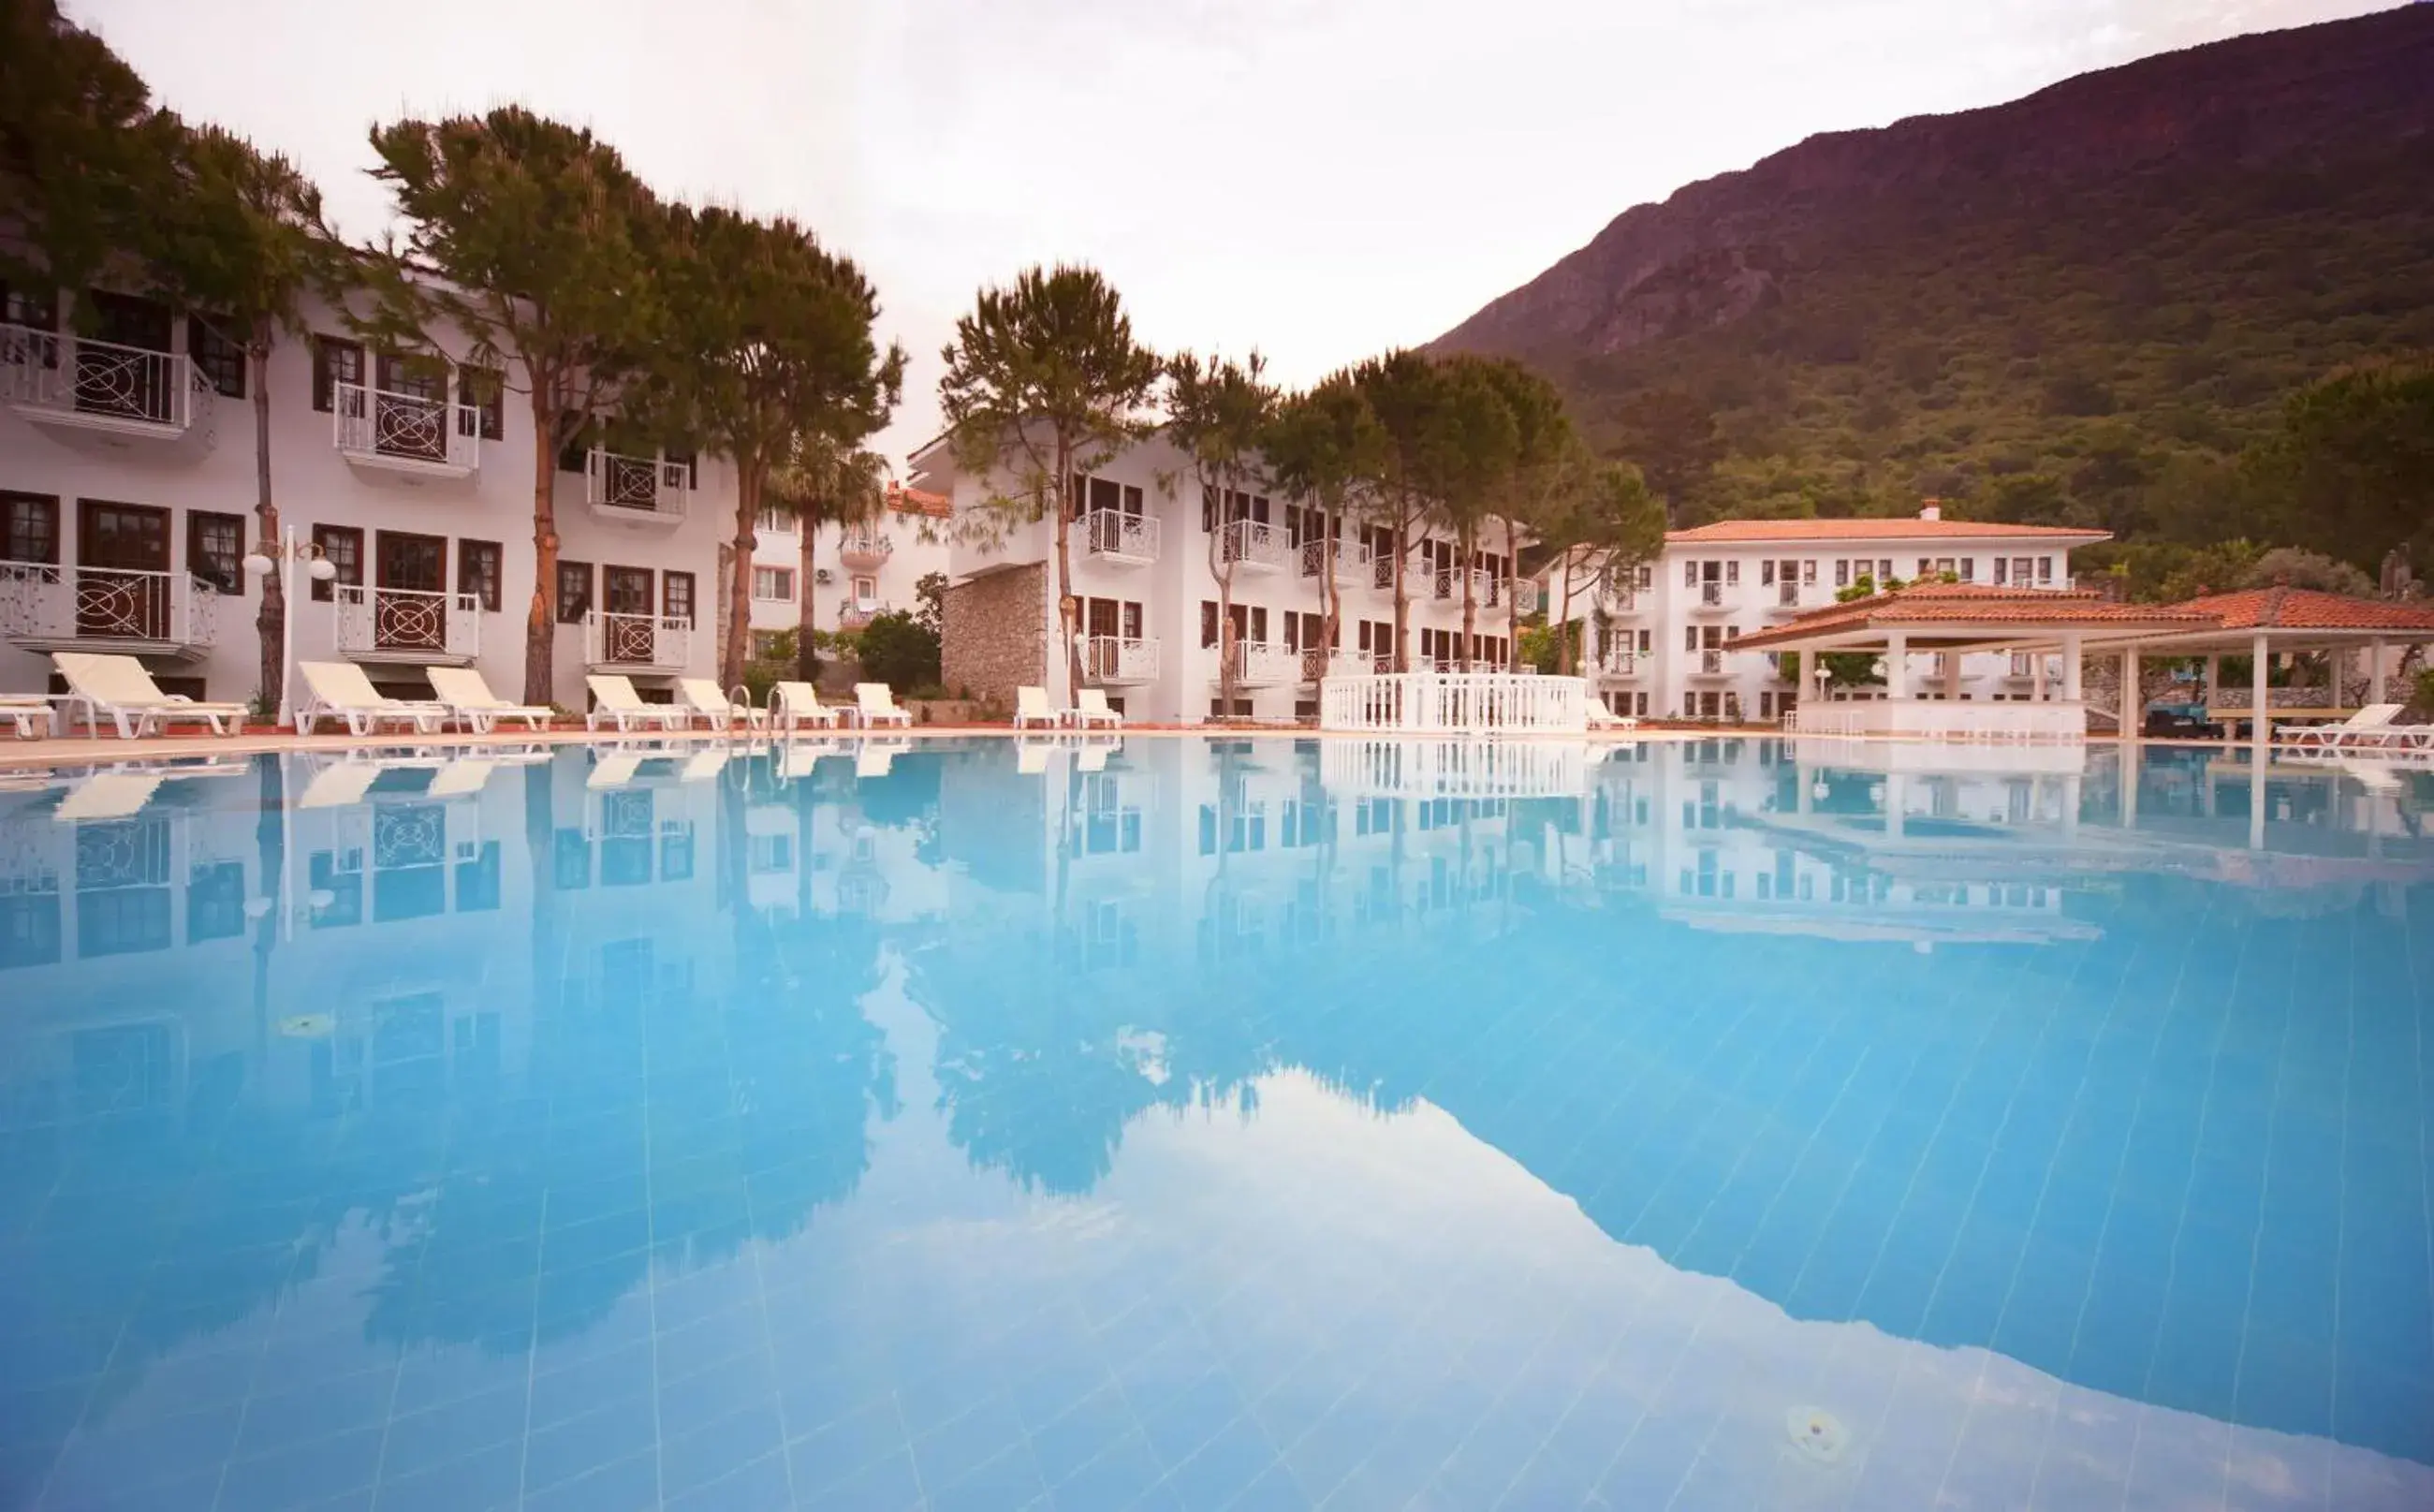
[{"left": 942, "top": 565, "right": 1046, "bottom": 712}]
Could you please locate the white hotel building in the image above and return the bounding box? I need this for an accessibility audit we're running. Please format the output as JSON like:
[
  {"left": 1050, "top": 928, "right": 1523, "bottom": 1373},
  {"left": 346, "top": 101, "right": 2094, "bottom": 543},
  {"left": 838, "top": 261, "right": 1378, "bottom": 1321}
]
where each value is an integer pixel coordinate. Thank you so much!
[
  {"left": 913, "top": 432, "right": 1532, "bottom": 722},
  {"left": 1576, "top": 510, "right": 2108, "bottom": 723},
  {"left": 0, "top": 280, "right": 941, "bottom": 713}
]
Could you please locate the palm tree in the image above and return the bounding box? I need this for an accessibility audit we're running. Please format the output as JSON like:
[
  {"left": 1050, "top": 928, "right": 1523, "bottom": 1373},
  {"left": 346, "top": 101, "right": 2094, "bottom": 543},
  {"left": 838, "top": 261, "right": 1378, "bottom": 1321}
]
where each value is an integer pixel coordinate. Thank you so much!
[{"left": 769, "top": 435, "right": 890, "bottom": 683}]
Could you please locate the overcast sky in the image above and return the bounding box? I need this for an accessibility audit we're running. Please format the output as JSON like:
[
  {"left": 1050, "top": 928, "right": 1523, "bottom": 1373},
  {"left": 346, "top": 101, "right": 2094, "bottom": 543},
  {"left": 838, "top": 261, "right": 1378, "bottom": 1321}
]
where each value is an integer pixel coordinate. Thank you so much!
[{"left": 70, "top": 0, "right": 2396, "bottom": 464}]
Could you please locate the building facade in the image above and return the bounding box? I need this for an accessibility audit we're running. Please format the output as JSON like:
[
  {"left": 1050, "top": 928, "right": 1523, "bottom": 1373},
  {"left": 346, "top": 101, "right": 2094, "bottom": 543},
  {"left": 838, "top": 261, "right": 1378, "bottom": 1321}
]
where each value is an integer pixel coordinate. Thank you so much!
[
  {"left": 744, "top": 485, "right": 952, "bottom": 655},
  {"left": 1569, "top": 509, "right": 2108, "bottom": 723},
  {"left": 0, "top": 281, "right": 926, "bottom": 713},
  {"left": 913, "top": 433, "right": 1532, "bottom": 721}
]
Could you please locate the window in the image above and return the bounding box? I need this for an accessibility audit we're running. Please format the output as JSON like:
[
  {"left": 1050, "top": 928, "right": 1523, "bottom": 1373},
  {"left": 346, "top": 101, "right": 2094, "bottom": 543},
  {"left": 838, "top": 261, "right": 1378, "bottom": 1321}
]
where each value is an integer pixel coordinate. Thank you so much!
[
  {"left": 755, "top": 505, "right": 791, "bottom": 536},
  {"left": 1834, "top": 559, "right": 1850, "bottom": 588},
  {"left": 458, "top": 539, "right": 502, "bottom": 612},
  {"left": 556, "top": 560, "right": 593, "bottom": 624},
  {"left": 310, "top": 524, "right": 361, "bottom": 603},
  {"left": 1083, "top": 476, "right": 1143, "bottom": 517},
  {"left": 1, "top": 280, "right": 57, "bottom": 331},
  {"left": 1636, "top": 628, "right": 1652, "bottom": 653},
  {"left": 1, "top": 492, "right": 59, "bottom": 565},
  {"left": 2037, "top": 557, "right": 2054, "bottom": 584},
  {"left": 187, "top": 317, "right": 246, "bottom": 399},
  {"left": 664, "top": 571, "right": 695, "bottom": 624},
  {"left": 1724, "top": 561, "right": 1739, "bottom": 585},
  {"left": 1201, "top": 601, "right": 1220, "bottom": 649},
  {"left": 1958, "top": 557, "right": 1975, "bottom": 582},
  {"left": 1685, "top": 625, "right": 1698, "bottom": 652},
  {"left": 459, "top": 366, "right": 505, "bottom": 440},
  {"left": 1683, "top": 559, "right": 1697, "bottom": 586},
  {"left": 1761, "top": 560, "right": 1774, "bottom": 585},
  {"left": 187, "top": 510, "right": 245, "bottom": 594},
  {"left": 753, "top": 566, "right": 794, "bottom": 601},
  {"left": 557, "top": 427, "right": 592, "bottom": 475},
  {"left": 666, "top": 449, "right": 698, "bottom": 489},
  {"left": 850, "top": 575, "right": 876, "bottom": 601},
  {"left": 1993, "top": 558, "right": 2007, "bottom": 584},
  {"left": 1802, "top": 560, "right": 1817, "bottom": 585},
  {"left": 311, "top": 335, "right": 363, "bottom": 412}
]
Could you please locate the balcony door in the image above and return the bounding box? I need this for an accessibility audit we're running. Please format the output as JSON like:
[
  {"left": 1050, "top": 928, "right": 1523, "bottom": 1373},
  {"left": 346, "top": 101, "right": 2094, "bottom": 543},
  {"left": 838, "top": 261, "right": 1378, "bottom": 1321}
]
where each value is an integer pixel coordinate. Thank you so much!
[
  {"left": 374, "top": 532, "right": 447, "bottom": 651},
  {"left": 373, "top": 354, "right": 447, "bottom": 462},
  {"left": 79, "top": 291, "right": 174, "bottom": 423},
  {"left": 76, "top": 500, "right": 169, "bottom": 639},
  {"left": 603, "top": 567, "right": 656, "bottom": 663}
]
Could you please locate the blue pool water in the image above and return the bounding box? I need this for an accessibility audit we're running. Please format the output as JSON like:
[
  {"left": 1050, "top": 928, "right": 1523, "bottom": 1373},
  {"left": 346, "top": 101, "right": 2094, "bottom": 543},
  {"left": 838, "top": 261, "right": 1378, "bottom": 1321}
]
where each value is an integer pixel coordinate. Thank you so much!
[{"left": 1, "top": 735, "right": 2429, "bottom": 1511}]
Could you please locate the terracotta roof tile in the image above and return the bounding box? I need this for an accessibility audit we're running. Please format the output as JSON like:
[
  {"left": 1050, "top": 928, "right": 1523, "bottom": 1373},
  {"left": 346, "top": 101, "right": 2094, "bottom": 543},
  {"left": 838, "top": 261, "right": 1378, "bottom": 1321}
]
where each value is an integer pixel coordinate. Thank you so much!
[
  {"left": 2167, "top": 586, "right": 2434, "bottom": 632},
  {"left": 1728, "top": 583, "right": 2212, "bottom": 651},
  {"left": 887, "top": 484, "right": 952, "bottom": 520},
  {"left": 1665, "top": 518, "right": 2109, "bottom": 545}
]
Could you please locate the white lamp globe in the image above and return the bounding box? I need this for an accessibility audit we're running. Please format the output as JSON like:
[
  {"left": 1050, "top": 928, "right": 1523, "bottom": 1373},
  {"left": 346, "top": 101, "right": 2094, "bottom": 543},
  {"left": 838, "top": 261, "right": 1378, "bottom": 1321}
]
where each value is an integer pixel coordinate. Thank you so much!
[
  {"left": 308, "top": 558, "right": 339, "bottom": 582},
  {"left": 242, "top": 552, "right": 274, "bottom": 579}
]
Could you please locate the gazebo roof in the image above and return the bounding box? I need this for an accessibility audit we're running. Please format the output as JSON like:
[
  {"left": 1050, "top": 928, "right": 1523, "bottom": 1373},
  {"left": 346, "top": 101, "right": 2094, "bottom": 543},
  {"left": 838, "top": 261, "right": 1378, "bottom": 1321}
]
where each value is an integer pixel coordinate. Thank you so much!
[
  {"left": 2167, "top": 586, "right": 2434, "bottom": 633},
  {"left": 1728, "top": 584, "right": 2212, "bottom": 653}
]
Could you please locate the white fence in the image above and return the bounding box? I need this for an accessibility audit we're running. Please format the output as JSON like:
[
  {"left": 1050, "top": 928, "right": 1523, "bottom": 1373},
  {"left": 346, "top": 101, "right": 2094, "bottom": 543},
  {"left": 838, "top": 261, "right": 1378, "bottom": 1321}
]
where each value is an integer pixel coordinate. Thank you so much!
[
  {"left": 1085, "top": 510, "right": 1158, "bottom": 565},
  {"left": 1319, "top": 737, "right": 1593, "bottom": 800},
  {"left": 1794, "top": 697, "right": 2085, "bottom": 742},
  {"left": 0, "top": 324, "right": 213, "bottom": 437},
  {"left": 1083, "top": 635, "right": 1159, "bottom": 683},
  {"left": 584, "top": 610, "right": 692, "bottom": 669},
  {"left": 0, "top": 560, "right": 222, "bottom": 651},
  {"left": 587, "top": 449, "right": 690, "bottom": 521},
  {"left": 332, "top": 382, "right": 479, "bottom": 472},
  {"left": 1319, "top": 671, "right": 1591, "bottom": 733},
  {"left": 332, "top": 584, "right": 480, "bottom": 661},
  {"left": 1231, "top": 641, "right": 1300, "bottom": 686},
  {"left": 1220, "top": 519, "right": 1288, "bottom": 572}
]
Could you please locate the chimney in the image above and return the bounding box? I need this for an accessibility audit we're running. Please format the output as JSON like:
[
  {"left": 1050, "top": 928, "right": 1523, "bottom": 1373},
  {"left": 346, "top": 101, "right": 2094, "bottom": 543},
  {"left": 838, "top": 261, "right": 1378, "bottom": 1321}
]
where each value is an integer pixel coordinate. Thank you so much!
[{"left": 1918, "top": 499, "right": 1942, "bottom": 522}]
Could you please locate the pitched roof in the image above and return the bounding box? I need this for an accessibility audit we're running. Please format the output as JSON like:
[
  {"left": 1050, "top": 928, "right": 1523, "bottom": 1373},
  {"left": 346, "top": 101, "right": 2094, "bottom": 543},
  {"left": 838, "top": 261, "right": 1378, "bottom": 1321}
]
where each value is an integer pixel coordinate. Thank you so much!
[
  {"left": 1665, "top": 518, "right": 2109, "bottom": 545},
  {"left": 887, "top": 484, "right": 952, "bottom": 520},
  {"left": 1727, "top": 584, "right": 2212, "bottom": 651},
  {"left": 2166, "top": 586, "right": 2434, "bottom": 632}
]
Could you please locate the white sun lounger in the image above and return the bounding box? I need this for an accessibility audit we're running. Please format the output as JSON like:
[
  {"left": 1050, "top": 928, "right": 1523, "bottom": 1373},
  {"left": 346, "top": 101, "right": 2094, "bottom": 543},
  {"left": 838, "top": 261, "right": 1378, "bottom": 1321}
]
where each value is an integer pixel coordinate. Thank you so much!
[
  {"left": 855, "top": 741, "right": 905, "bottom": 778},
  {"left": 1016, "top": 738, "right": 1053, "bottom": 775},
  {"left": 425, "top": 757, "right": 498, "bottom": 799},
  {"left": 585, "top": 675, "right": 685, "bottom": 734},
  {"left": 2279, "top": 703, "right": 2402, "bottom": 750},
  {"left": 4, "top": 694, "right": 56, "bottom": 740},
  {"left": 426, "top": 667, "right": 552, "bottom": 735},
  {"left": 299, "top": 758, "right": 387, "bottom": 810},
  {"left": 1586, "top": 703, "right": 1639, "bottom": 732},
  {"left": 587, "top": 750, "right": 646, "bottom": 790},
  {"left": 1014, "top": 686, "right": 1063, "bottom": 729},
  {"left": 1072, "top": 689, "right": 1122, "bottom": 729},
  {"left": 296, "top": 662, "right": 447, "bottom": 739},
  {"left": 853, "top": 683, "right": 913, "bottom": 729},
  {"left": 679, "top": 749, "right": 728, "bottom": 783},
  {"left": 1074, "top": 737, "right": 1116, "bottom": 773},
  {"left": 52, "top": 652, "right": 248, "bottom": 739},
  {"left": 678, "top": 679, "right": 765, "bottom": 733},
  {"left": 771, "top": 682, "right": 842, "bottom": 732}
]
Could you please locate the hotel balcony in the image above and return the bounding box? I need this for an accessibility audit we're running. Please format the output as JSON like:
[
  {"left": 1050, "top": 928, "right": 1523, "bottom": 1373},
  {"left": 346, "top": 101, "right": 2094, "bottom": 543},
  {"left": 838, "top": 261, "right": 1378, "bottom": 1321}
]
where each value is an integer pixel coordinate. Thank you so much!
[
  {"left": 1595, "top": 585, "right": 1640, "bottom": 615},
  {"left": 1595, "top": 651, "right": 1642, "bottom": 681},
  {"left": 1690, "top": 581, "right": 1734, "bottom": 612},
  {"left": 1765, "top": 583, "right": 1814, "bottom": 616},
  {"left": 332, "top": 382, "right": 479, "bottom": 479},
  {"left": 0, "top": 562, "right": 222, "bottom": 662},
  {"left": 583, "top": 610, "right": 692, "bottom": 674},
  {"left": 1298, "top": 538, "right": 1371, "bottom": 583},
  {"left": 1, "top": 325, "right": 214, "bottom": 449},
  {"left": 1301, "top": 648, "right": 1378, "bottom": 683},
  {"left": 586, "top": 449, "right": 690, "bottom": 527},
  {"left": 1220, "top": 519, "right": 1287, "bottom": 574},
  {"left": 1084, "top": 509, "right": 1159, "bottom": 567},
  {"left": 1688, "top": 648, "right": 1730, "bottom": 676},
  {"left": 838, "top": 597, "right": 883, "bottom": 631},
  {"left": 332, "top": 585, "right": 480, "bottom": 666},
  {"left": 1083, "top": 635, "right": 1159, "bottom": 685},
  {"left": 838, "top": 532, "right": 892, "bottom": 571},
  {"left": 1227, "top": 641, "right": 1299, "bottom": 687}
]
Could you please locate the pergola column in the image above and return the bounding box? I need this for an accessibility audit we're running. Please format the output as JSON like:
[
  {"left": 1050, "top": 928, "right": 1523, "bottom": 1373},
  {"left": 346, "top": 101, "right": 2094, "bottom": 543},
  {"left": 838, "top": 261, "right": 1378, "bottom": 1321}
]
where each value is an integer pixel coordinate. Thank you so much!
[
  {"left": 2060, "top": 634, "right": 2084, "bottom": 702},
  {"left": 2368, "top": 639, "right": 2388, "bottom": 704},
  {"left": 2031, "top": 653, "right": 2048, "bottom": 702},
  {"left": 1797, "top": 649, "right": 1816, "bottom": 703},
  {"left": 2205, "top": 653, "right": 2221, "bottom": 737},
  {"left": 2251, "top": 631, "right": 2270, "bottom": 747},
  {"left": 1885, "top": 633, "right": 1909, "bottom": 700},
  {"left": 1941, "top": 650, "right": 1963, "bottom": 700},
  {"left": 2121, "top": 648, "right": 2140, "bottom": 737}
]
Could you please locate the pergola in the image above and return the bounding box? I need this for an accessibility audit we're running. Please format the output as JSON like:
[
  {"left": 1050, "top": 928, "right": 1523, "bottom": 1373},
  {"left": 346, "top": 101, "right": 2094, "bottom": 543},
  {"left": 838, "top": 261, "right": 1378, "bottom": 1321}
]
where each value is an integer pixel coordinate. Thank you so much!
[
  {"left": 1728, "top": 585, "right": 2218, "bottom": 741},
  {"left": 2101, "top": 586, "right": 2434, "bottom": 741}
]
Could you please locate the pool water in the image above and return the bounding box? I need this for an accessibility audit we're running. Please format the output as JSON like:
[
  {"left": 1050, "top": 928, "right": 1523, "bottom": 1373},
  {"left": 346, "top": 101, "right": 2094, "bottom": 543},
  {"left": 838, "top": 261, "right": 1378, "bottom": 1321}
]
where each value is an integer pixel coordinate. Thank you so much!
[{"left": 1, "top": 736, "right": 2429, "bottom": 1511}]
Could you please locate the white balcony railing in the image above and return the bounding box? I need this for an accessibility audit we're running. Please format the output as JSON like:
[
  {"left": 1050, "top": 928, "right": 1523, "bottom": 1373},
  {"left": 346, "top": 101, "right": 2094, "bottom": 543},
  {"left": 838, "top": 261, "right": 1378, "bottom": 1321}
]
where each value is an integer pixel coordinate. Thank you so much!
[
  {"left": 587, "top": 449, "right": 690, "bottom": 523},
  {"left": 1085, "top": 510, "right": 1159, "bottom": 565},
  {"left": 1596, "top": 585, "right": 1637, "bottom": 614},
  {"left": 583, "top": 610, "right": 692, "bottom": 670},
  {"left": 838, "top": 532, "right": 892, "bottom": 568},
  {"left": 1219, "top": 519, "right": 1287, "bottom": 572},
  {"left": 1596, "top": 651, "right": 1639, "bottom": 678},
  {"left": 1370, "top": 551, "right": 1399, "bottom": 593},
  {"left": 1082, "top": 635, "right": 1159, "bottom": 684},
  {"left": 1301, "top": 648, "right": 1377, "bottom": 683},
  {"left": 1774, "top": 582, "right": 1803, "bottom": 610},
  {"left": 332, "top": 584, "right": 480, "bottom": 663},
  {"left": 1696, "top": 581, "right": 1727, "bottom": 608},
  {"left": 839, "top": 598, "right": 883, "bottom": 631},
  {"left": 1320, "top": 672, "right": 1591, "bottom": 734},
  {"left": 1694, "top": 648, "right": 1726, "bottom": 675},
  {"left": 1229, "top": 641, "right": 1299, "bottom": 686},
  {"left": 332, "top": 382, "right": 478, "bottom": 475},
  {"left": 1298, "top": 538, "right": 1372, "bottom": 581},
  {"left": 0, "top": 324, "right": 213, "bottom": 441},
  {"left": 0, "top": 560, "right": 221, "bottom": 656}
]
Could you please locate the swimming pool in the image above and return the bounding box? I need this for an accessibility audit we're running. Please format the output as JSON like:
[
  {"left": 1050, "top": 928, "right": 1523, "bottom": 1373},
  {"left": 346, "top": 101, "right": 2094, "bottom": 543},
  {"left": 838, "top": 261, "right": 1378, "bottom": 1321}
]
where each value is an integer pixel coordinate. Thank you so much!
[{"left": 1, "top": 735, "right": 2428, "bottom": 1510}]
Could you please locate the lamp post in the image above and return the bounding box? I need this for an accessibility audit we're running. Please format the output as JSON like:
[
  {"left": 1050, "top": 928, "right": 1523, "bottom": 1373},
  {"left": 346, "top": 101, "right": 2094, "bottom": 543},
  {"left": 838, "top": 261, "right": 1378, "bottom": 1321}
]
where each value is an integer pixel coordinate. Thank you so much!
[{"left": 242, "top": 528, "right": 338, "bottom": 730}]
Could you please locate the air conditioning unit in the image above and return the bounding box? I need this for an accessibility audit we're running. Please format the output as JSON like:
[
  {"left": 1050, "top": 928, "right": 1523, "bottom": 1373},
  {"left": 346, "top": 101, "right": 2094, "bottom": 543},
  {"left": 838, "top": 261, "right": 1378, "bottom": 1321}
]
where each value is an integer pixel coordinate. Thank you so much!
[{"left": 814, "top": 568, "right": 834, "bottom": 584}]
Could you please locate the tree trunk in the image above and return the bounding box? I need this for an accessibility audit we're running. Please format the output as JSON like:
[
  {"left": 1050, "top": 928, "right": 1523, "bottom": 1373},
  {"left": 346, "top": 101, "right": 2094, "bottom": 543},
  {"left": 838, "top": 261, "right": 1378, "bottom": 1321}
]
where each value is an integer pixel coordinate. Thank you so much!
[
  {"left": 248, "top": 320, "right": 282, "bottom": 721},
  {"left": 525, "top": 386, "right": 560, "bottom": 708},
  {"left": 724, "top": 458, "right": 761, "bottom": 690},
  {"left": 1459, "top": 524, "right": 1478, "bottom": 671},
  {"left": 797, "top": 499, "right": 820, "bottom": 683},
  {"left": 1322, "top": 506, "right": 1342, "bottom": 669},
  {"left": 1390, "top": 508, "right": 1411, "bottom": 673},
  {"left": 1212, "top": 523, "right": 1238, "bottom": 719},
  {"left": 1051, "top": 436, "right": 1082, "bottom": 698},
  {"left": 1503, "top": 519, "right": 1521, "bottom": 672},
  {"left": 1558, "top": 565, "right": 1577, "bottom": 676}
]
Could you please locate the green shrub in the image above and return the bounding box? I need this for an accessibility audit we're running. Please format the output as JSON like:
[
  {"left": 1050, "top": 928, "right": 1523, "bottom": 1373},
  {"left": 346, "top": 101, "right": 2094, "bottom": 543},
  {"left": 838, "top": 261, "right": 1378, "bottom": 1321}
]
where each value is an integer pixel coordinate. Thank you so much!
[{"left": 855, "top": 610, "right": 941, "bottom": 691}]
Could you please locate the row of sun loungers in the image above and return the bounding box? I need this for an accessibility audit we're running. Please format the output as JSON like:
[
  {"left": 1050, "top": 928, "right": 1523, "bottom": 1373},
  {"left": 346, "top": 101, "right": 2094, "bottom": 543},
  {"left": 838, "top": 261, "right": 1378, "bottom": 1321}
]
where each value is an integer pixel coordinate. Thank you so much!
[{"left": 2274, "top": 703, "right": 2434, "bottom": 752}]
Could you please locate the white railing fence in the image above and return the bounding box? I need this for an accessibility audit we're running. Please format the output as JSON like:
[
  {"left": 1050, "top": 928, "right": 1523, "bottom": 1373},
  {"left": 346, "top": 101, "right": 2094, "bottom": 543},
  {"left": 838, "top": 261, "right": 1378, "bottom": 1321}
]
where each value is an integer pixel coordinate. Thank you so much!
[
  {"left": 332, "top": 584, "right": 480, "bottom": 659},
  {"left": 0, "top": 324, "right": 213, "bottom": 434},
  {"left": 1220, "top": 519, "right": 1287, "bottom": 571},
  {"left": 584, "top": 610, "right": 692, "bottom": 668},
  {"left": 839, "top": 598, "right": 885, "bottom": 630},
  {"left": 0, "top": 560, "right": 221, "bottom": 648},
  {"left": 332, "top": 382, "right": 478, "bottom": 470},
  {"left": 838, "top": 532, "right": 893, "bottom": 564},
  {"left": 1319, "top": 671, "right": 1590, "bottom": 734},
  {"left": 1083, "top": 635, "right": 1159, "bottom": 683},
  {"left": 1298, "top": 539, "right": 1372, "bottom": 580},
  {"left": 1319, "top": 737, "right": 1592, "bottom": 800},
  {"left": 1230, "top": 640, "right": 1299, "bottom": 686},
  {"left": 1085, "top": 510, "right": 1159, "bottom": 563},
  {"left": 588, "top": 449, "right": 689, "bottom": 518}
]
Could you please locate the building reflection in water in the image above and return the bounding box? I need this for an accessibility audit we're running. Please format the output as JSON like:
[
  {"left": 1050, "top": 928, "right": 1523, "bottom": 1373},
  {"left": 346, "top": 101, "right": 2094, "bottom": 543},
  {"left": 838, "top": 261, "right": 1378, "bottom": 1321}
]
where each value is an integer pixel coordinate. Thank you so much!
[{"left": 0, "top": 736, "right": 2428, "bottom": 1509}]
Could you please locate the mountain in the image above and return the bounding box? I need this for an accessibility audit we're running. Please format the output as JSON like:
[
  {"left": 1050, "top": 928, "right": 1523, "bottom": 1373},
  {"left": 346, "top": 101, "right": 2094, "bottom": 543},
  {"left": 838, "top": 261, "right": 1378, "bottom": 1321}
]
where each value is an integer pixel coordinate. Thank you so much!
[{"left": 1430, "top": 6, "right": 2434, "bottom": 548}]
